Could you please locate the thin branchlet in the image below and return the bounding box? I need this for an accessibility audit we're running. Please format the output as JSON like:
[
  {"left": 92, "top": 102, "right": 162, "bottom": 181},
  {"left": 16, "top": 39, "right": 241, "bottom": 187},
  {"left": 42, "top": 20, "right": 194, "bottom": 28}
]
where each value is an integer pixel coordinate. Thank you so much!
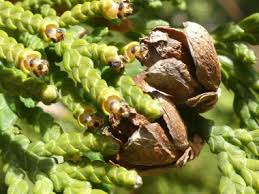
[
  {"left": 28, "top": 132, "right": 120, "bottom": 157},
  {"left": 58, "top": 49, "right": 129, "bottom": 116},
  {"left": 0, "top": 0, "right": 64, "bottom": 42},
  {"left": 59, "top": 0, "right": 133, "bottom": 27},
  {"left": 0, "top": 62, "right": 57, "bottom": 104},
  {"left": 55, "top": 32, "right": 125, "bottom": 71},
  {"left": 0, "top": 30, "right": 49, "bottom": 76}
]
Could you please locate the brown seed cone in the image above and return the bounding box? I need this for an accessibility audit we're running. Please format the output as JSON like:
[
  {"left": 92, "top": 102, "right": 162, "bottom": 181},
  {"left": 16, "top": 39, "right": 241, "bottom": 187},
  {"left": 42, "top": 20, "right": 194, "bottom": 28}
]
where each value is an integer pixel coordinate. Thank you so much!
[
  {"left": 145, "top": 58, "right": 201, "bottom": 104},
  {"left": 183, "top": 22, "right": 221, "bottom": 91},
  {"left": 110, "top": 74, "right": 204, "bottom": 170},
  {"left": 136, "top": 22, "right": 221, "bottom": 112}
]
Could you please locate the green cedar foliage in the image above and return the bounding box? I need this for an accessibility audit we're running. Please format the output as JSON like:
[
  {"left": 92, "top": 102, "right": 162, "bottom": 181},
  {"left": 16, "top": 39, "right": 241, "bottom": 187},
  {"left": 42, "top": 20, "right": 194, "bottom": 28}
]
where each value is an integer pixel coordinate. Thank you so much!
[{"left": 0, "top": 0, "right": 257, "bottom": 194}]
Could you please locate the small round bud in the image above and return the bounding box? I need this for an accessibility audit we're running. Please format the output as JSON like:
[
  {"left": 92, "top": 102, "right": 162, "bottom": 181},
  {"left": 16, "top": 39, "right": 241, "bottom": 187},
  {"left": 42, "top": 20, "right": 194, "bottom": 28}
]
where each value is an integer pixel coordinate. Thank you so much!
[
  {"left": 29, "top": 58, "right": 49, "bottom": 76},
  {"left": 118, "top": 1, "right": 133, "bottom": 18},
  {"left": 41, "top": 85, "right": 58, "bottom": 104},
  {"left": 21, "top": 54, "right": 49, "bottom": 77},
  {"left": 79, "top": 107, "right": 104, "bottom": 129},
  {"left": 45, "top": 24, "right": 64, "bottom": 42},
  {"left": 104, "top": 96, "right": 130, "bottom": 117},
  {"left": 122, "top": 42, "right": 140, "bottom": 63},
  {"left": 109, "top": 57, "right": 125, "bottom": 72}
]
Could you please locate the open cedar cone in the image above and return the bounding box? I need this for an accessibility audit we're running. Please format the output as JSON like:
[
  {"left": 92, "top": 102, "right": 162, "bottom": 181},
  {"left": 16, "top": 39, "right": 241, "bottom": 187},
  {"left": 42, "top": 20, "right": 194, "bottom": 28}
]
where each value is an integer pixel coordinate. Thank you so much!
[{"left": 109, "top": 22, "right": 220, "bottom": 173}]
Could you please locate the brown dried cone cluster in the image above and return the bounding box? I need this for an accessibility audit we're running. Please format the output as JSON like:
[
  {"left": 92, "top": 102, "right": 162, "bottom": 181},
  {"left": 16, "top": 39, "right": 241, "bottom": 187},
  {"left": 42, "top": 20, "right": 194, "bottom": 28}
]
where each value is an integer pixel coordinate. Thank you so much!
[
  {"left": 110, "top": 22, "right": 221, "bottom": 172},
  {"left": 137, "top": 22, "right": 221, "bottom": 112}
]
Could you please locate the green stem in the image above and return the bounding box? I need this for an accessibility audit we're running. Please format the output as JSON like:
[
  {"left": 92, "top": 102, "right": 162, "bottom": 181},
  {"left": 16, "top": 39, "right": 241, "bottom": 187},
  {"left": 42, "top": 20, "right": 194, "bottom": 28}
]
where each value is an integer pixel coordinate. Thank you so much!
[
  {"left": 51, "top": 160, "right": 142, "bottom": 189},
  {"left": 0, "top": 65, "right": 57, "bottom": 105},
  {"left": 28, "top": 132, "right": 120, "bottom": 157},
  {"left": 59, "top": 0, "right": 132, "bottom": 27},
  {"left": 0, "top": 0, "right": 63, "bottom": 42}
]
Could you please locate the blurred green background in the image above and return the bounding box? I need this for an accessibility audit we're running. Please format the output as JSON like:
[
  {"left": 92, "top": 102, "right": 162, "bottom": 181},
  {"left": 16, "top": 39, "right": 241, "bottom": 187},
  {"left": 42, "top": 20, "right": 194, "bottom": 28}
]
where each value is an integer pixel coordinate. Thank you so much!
[{"left": 113, "top": 0, "right": 259, "bottom": 193}]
